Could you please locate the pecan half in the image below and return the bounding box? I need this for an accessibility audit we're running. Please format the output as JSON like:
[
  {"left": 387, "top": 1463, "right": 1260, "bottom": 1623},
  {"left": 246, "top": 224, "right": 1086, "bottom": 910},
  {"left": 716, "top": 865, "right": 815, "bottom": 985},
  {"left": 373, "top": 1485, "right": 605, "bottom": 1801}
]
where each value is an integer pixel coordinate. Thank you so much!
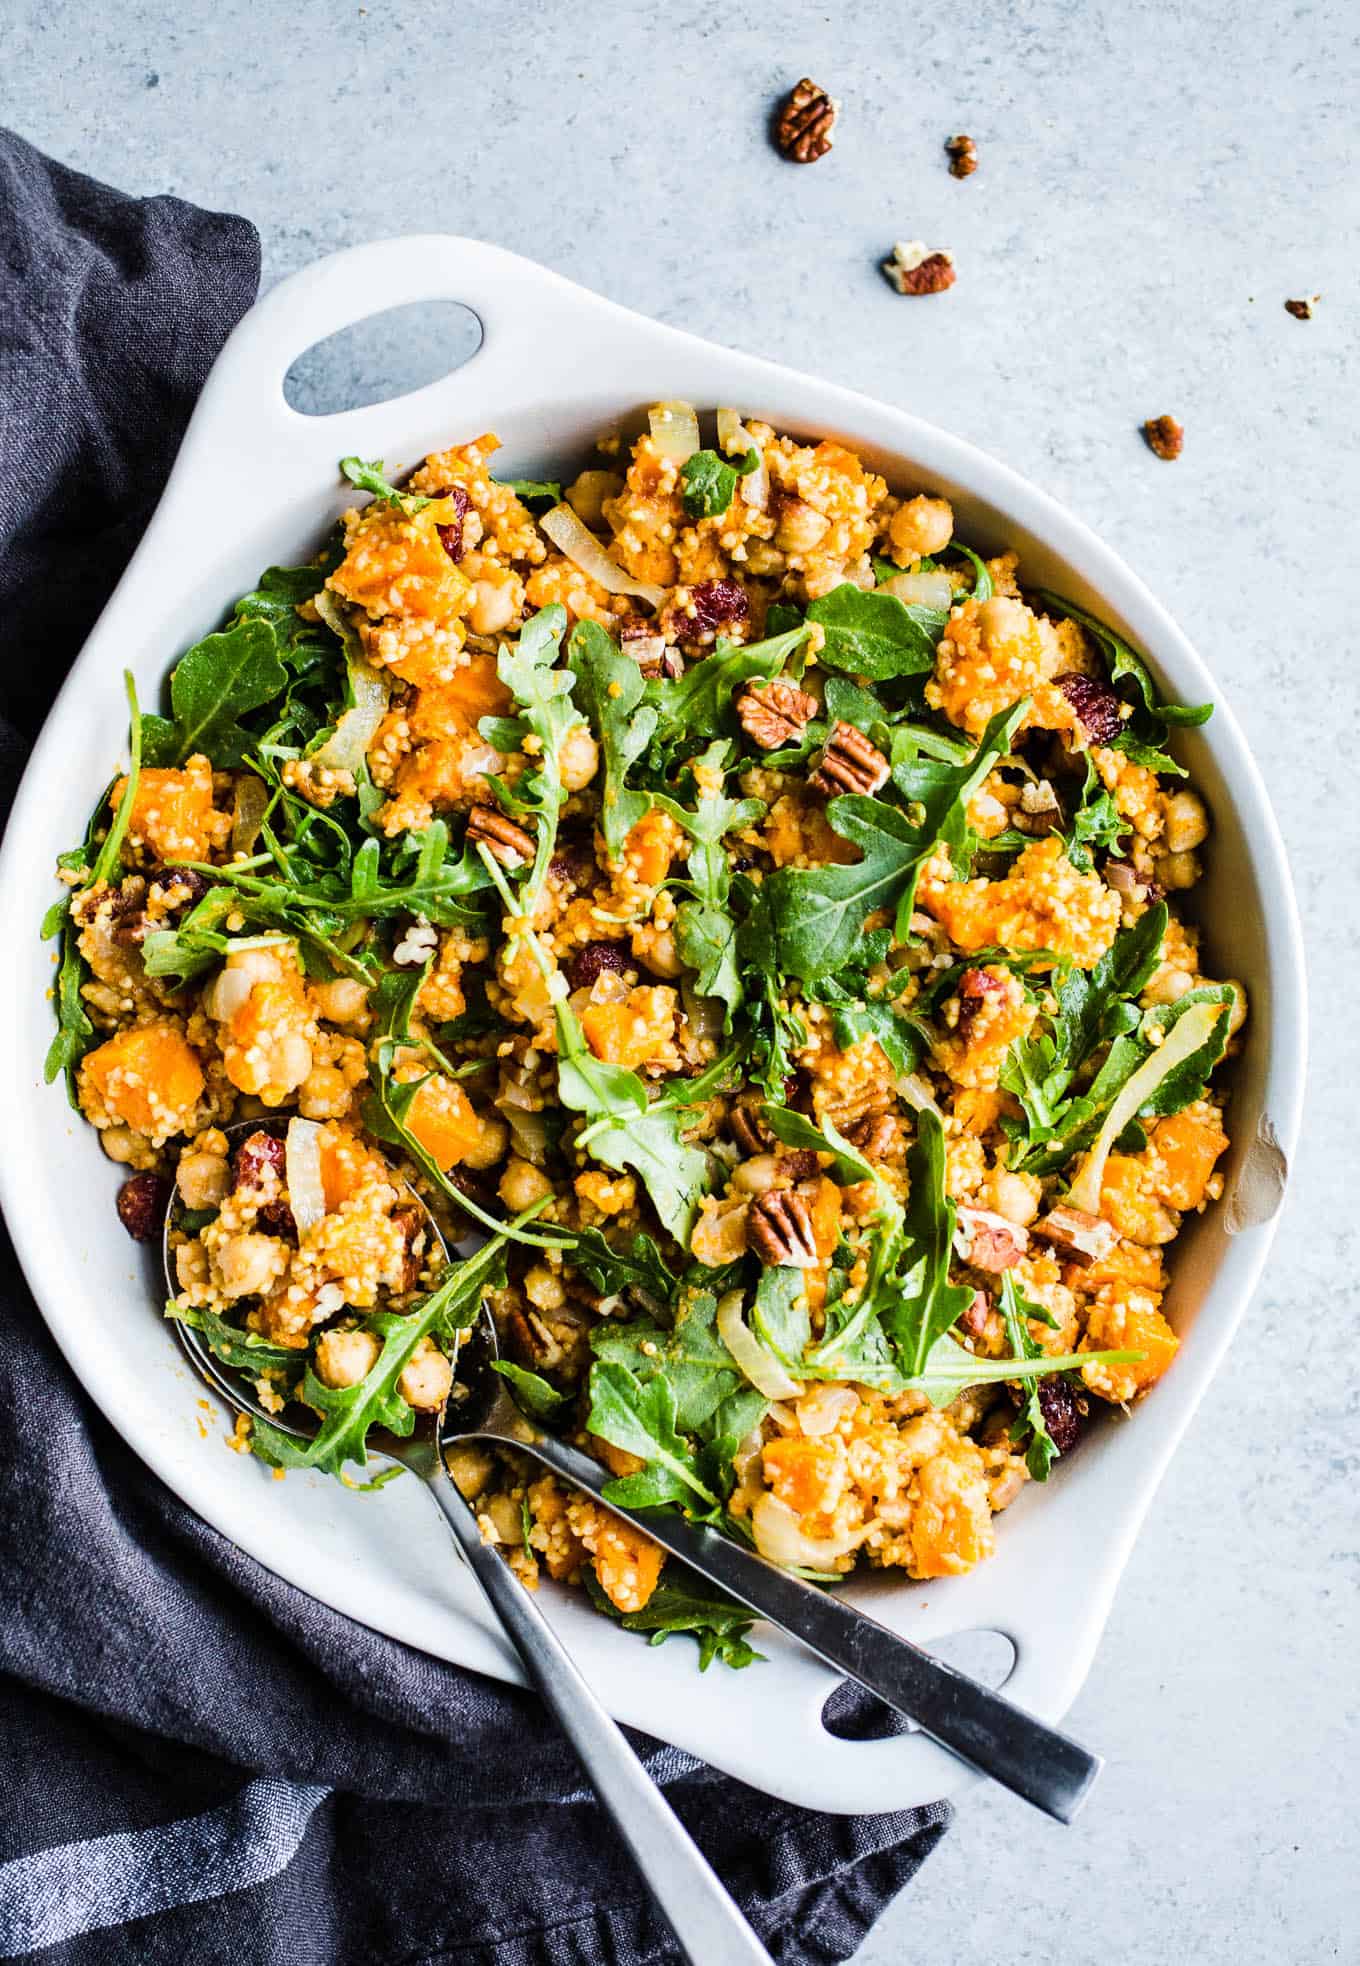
[
  {"left": 1141, "top": 414, "right": 1183, "bottom": 461},
  {"left": 1032, "top": 1204, "right": 1116, "bottom": 1266},
  {"left": 955, "top": 1205, "right": 1029, "bottom": 1274},
  {"left": 728, "top": 1099, "right": 772, "bottom": 1156},
  {"left": 945, "top": 133, "right": 978, "bottom": 178},
  {"left": 882, "top": 241, "right": 956, "bottom": 296},
  {"left": 775, "top": 77, "right": 838, "bottom": 163},
  {"left": 737, "top": 679, "right": 818, "bottom": 751},
  {"left": 467, "top": 804, "right": 536, "bottom": 868},
  {"left": 811, "top": 720, "right": 890, "bottom": 796},
  {"left": 748, "top": 1190, "right": 819, "bottom": 1267},
  {"left": 845, "top": 1110, "right": 898, "bottom": 1164}
]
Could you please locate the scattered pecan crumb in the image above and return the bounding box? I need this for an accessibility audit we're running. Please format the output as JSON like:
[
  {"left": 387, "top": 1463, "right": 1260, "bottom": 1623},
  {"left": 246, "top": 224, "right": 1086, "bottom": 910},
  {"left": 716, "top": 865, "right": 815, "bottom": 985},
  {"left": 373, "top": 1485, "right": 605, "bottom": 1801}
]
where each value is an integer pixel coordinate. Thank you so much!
[
  {"left": 845, "top": 1110, "right": 896, "bottom": 1164},
  {"left": 945, "top": 133, "right": 978, "bottom": 178},
  {"left": 955, "top": 1205, "right": 1029, "bottom": 1275},
  {"left": 882, "top": 240, "right": 956, "bottom": 296},
  {"left": 1141, "top": 414, "right": 1184, "bottom": 461},
  {"left": 775, "top": 77, "right": 839, "bottom": 163},
  {"left": 728, "top": 1100, "right": 772, "bottom": 1157},
  {"left": 811, "top": 720, "right": 890, "bottom": 796},
  {"left": 748, "top": 1190, "right": 819, "bottom": 1268},
  {"left": 1284, "top": 294, "right": 1319, "bottom": 320},
  {"left": 737, "top": 679, "right": 818, "bottom": 751},
  {"left": 1032, "top": 1205, "right": 1116, "bottom": 1267},
  {"left": 467, "top": 804, "right": 536, "bottom": 868}
]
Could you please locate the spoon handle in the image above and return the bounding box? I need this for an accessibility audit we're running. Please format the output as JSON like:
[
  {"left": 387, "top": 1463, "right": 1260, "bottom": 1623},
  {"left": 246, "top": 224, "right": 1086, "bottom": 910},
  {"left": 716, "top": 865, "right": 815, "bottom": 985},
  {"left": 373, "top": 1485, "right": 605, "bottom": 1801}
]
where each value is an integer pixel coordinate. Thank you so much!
[
  {"left": 497, "top": 1429, "right": 1099, "bottom": 1824},
  {"left": 420, "top": 1464, "right": 774, "bottom": 1966}
]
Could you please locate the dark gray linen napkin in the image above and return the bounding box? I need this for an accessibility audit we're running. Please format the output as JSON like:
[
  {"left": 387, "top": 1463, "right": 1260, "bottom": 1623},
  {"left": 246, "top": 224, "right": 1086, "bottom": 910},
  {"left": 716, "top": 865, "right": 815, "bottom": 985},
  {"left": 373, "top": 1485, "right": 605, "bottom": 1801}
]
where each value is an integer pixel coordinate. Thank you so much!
[{"left": 0, "top": 127, "right": 950, "bottom": 1965}]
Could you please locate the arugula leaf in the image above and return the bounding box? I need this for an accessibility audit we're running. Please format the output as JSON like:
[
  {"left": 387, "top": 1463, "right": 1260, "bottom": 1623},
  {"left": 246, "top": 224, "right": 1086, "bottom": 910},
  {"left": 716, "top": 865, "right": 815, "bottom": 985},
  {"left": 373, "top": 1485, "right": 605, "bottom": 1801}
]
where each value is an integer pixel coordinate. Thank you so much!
[
  {"left": 766, "top": 700, "right": 1027, "bottom": 980},
  {"left": 490, "top": 1360, "right": 571, "bottom": 1420},
  {"left": 653, "top": 741, "right": 764, "bottom": 1021},
  {"left": 584, "top": 1571, "right": 763, "bottom": 1671},
  {"left": 43, "top": 917, "right": 95, "bottom": 1101},
  {"left": 998, "top": 1273, "right": 1060, "bottom": 1481},
  {"left": 566, "top": 1224, "right": 679, "bottom": 1312},
  {"left": 878, "top": 1111, "right": 975, "bottom": 1375},
  {"left": 141, "top": 618, "right": 289, "bottom": 769},
  {"left": 679, "top": 447, "right": 758, "bottom": 520},
  {"left": 167, "top": 1301, "right": 302, "bottom": 1379},
  {"left": 645, "top": 624, "right": 811, "bottom": 758},
  {"left": 749, "top": 1264, "right": 812, "bottom": 1371},
  {"left": 590, "top": 1289, "right": 748, "bottom": 1433},
  {"left": 339, "top": 455, "right": 432, "bottom": 512},
  {"left": 587, "top": 1361, "right": 721, "bottom": 1508},
  {"left": 1033, "top": 589, "right": 1211, "bottom": 732},
  {"left": 249, "top": 1238, "right": 507, "bottom": 1476},
  {"left": 805, "top": 933, "right": 930, "bottom": 1077},
  {"left": 493, "top": 476, "right": 562, "bottom": 509},
  {"left": 1064, "top": 755, "right": 1127, "bottom": 871},
  {"left": 496, "top": 606, "right": 583, "bottom": 911},
  {"left": 567, "top": 619, "right": 657, "bottom": 862},
  {"left": 807, "top": 582, "right": 944, "bottom": 682},
  {"left": 904, "top": 1331, "right": 1142, "bottom": 1408}
]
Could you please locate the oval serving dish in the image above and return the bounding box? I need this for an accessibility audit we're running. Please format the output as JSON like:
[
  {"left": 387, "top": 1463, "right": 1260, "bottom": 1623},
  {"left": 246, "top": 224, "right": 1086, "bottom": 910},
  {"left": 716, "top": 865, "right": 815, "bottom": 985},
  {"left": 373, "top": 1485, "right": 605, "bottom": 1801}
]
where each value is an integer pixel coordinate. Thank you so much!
[{"left": 0, "top": 237, "right": 1306, "bottom": 1814}]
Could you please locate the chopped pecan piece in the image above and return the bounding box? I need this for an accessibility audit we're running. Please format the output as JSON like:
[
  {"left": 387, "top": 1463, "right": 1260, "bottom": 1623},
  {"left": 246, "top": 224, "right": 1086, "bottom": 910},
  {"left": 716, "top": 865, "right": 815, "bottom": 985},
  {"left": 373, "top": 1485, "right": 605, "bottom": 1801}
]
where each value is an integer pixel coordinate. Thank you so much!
[
  {"left": 945, "top": 133, "right": 978, "bottom": 178},
  {"left": 775, "top": 1149, "right": 821, "bottom": 1183},
  {"left": 1284, "top": 295, "right": 1319, "bottom": 320},
  {"left": 959, "top": 1289, "right": 991, "bottom": 1338},
  {"left": 1032, "top": 1204, "right": 1117, "bottom": 1267},
  {"left": 467, "top": 804, "right": 536, "bottom": 869},
  {"left": 1141, "top": 414, "right": 1183, "bottom": 461},
  {"left": 391, "top": 1204, "right": 428, "bottom": 1293},
  {"left": 622, "top": 629, "right": 682, "bottom": 680},
  {"left": 811, "top": 720, "right": 890, "bottom": 796},
  {"left": 845, "top": 1110, "right": 897, "bottom": 1164},
  {"left": 728, "top": 1099, "right": 772, "bottom": 1156},
  {"left": 956, "top": 1206, "right": 1030, "bottom": 1274},
  {"left": 882, "top": 241, "right": 956, "bottom": 295},
  {"left": 775, "top": 77, "right": 839, "bottom": 163},
  {"left": 748, "top": 1190, "right": 819, "bottom": 1268},
  {"left": 736, "top": 679, "right": 818, "bottom": 751},
  {"left": 955, "top": 965, "right": 1008, "bottom": 1037}
]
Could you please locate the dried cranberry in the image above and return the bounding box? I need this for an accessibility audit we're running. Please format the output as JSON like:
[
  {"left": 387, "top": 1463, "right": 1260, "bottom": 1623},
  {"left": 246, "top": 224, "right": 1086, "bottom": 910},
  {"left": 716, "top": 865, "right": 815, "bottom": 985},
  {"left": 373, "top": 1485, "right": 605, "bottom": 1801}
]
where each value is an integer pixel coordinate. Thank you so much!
[
  {"left": 956, "top": 966, "right": 1007, "bottom": 1036},
  {"left": 148, "top": 867, "right": 210, "bottom": 914},
  {"left": 549, "top": 840, "right": 598, "bottom": 890},
  {"left": 116, "top": 1173, "right": 170, "bottom": 1243},
  {"left": 688, "top": 580, "right": 749, "bottom": 636},
  {"left": 1057, "top": 673, "right": 1125, "bottom": 746},
  {"left": 233, "top": 1129, "right": 286, "bottom": 1191},
  {"left": 437, "top": 485, "right": 471, "bottom": 562},
  {"left": 1037, "top": 1377, "right": 1086, "bottom": 1457},
  {"left": 567, "top": 940, "right": 631, "bottom": 990}
]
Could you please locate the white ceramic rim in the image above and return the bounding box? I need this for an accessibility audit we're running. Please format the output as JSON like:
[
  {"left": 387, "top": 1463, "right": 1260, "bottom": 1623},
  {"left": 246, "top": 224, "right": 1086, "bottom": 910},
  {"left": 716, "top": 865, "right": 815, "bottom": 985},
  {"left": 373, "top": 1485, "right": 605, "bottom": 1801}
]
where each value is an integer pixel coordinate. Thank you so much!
[{"left": 0, "top": 236, "right": 1308, "bottom": 1814}]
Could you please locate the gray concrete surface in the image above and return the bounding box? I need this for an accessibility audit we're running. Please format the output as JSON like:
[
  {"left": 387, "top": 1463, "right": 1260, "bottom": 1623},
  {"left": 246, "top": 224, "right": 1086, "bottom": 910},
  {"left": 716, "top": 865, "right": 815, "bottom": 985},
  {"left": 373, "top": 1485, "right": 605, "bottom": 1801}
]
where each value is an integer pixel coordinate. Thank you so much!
[{"left": 7, "top": 1, "right": 1358, "bottom": 1959}]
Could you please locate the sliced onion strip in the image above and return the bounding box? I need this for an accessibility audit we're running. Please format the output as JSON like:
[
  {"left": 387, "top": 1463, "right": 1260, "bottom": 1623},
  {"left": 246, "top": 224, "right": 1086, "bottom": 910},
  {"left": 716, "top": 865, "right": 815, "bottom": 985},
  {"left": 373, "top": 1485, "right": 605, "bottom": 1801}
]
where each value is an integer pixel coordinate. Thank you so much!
[
  {"left": 898, "top": 1073, "right": 946, "bottom": 1122},
  {"left": 717, "top": 1289, "right": 804, "bottom": 1399},
  {"left": 648, "top": 400, "right": 700, "bottom": 461},
  {"left": 540, "top": 503, "right": 666, "bottom": 608},
  {"left": 716, "top": 405, "right": 769, "bottom": 510},
  {"left": 284, "top": 1117, "right": 327, "bottom": 1235},
  {"left": 312, "top": 592, "right": 390, "bottom": 772},
  {"left": 1067, "top": 1000, "right": 1223, "bottom": 1216},
  {"left": 751, "top": 1494, "right": 878, "bottom": 1573},
  {"left": 881, "top": 569, "right": 954, "bottom": 612},
  {"left": 231, "top": 775, "right": 270, "bottom": 856}
]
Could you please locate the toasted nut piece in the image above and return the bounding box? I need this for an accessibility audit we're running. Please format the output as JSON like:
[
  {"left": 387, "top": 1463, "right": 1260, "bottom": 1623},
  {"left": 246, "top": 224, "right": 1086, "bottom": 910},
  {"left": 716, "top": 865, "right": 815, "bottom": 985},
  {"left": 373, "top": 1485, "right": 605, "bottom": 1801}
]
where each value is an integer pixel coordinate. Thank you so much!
[
  {"left": 960, "top": 1289, "right": 991, "bottom": 1337},
  {"left": 882, "top": 241, "right": 956, "bottom": 295},
  {"left": 955, "top": 1205, "right": 1029, "bottom": 1274},
  {"left": 811, "top": 720, "right": 890, "bottom": 796},
  {"left": 621, "top": 631, "right": 682, "bottom": 680},
  {"left": 1142, "top": 415, "right": 1184, "bottom": 461},
  {"left": 467, "top": 804, "right": 536, "bottom": 868},
  {"left": 748, "top": 1189, "right": 819, "bottom": 1268},
  {"left": 775, "top": 77, "right": 839, "bottom": 163},
  {"left": 728, "top": 1098, "right": 772, "bottom": 1157},
  {"left": 736, "top": 679, "right": 819, "bottom": 751},
  {"left": 845, "top": 1110, "right": 897, "bottom": 1164},
  {"left": 1284, "top": 295, "right": 1319, "bottom": 320},
  {"left": 1032, "top": 1204, "right": 1117, "bottom": 1266},
  {"left": 946, "top": 133, "right": 978, "bottom": 177}
]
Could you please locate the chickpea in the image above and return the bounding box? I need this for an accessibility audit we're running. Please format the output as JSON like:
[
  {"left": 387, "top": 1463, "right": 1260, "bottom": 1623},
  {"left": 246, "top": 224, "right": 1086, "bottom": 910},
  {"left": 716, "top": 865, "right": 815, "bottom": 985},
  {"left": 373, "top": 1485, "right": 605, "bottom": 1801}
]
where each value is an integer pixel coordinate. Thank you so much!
[
  {"left": 565, "top": 469, "right": 624, "bottom": 527},
  {"left": 1155, "top": 849, "right": 1200, "bottom": 891},
  {"left": 976, "top": 595, "right": 1033, "bottom": 649},
  {"left": 889, "top": 494, "right": 954, "bottom": 564},
  {"left": 274, "top": 1032, "right": 315, "bottom": 1097},
  {"left": 731, "top": 1154, "right": 782, "bottom": 1196},
  {"left": 483, "top": 1492, "right": 524, "bottom": 1544},
  {"left": 446, "top": 1440, "right": 495, "bottom": 1500},
  {"left": 399, "top": 1337, "right": 454, "bottom": 1411},
  {"left": 558, "top": 725, "right": 600, "bottom": 792},
  {"left": 465, "top": 564, "right": 519, "bottom": 638},
  {"left": 631, "top": 921, "right": 684, "bottom": 979},
  {"left": 775, "top": 498, "right": 831, "bottom": 555},
  {"left": 213, "top": 1232, "right": 287, "bottom": 1300},
  {"left": 177, "top": 1148, "right": 232, "bottom": 1210},
  {"left": 985, "top": 1167, "right": 1042, "bottom": 1227},
  {"left": 523, "top": 1262, "right": 566, "bottom": 1312},
  {"left": 744, "top": 541, "right": 787, "bottom": 577},
  {"left": 99, "top": 1124, "right": 142, "bottom": 1166},
  {"left": 498, "top": 1155, "right": 554, "bottom": 1213},
  {"left": 297, "top": 1065, "right": 353, "bottom": 1121},
  {"left": 1163, "top": 790, "right": 1209, "bottom": 854},
  {"left": 461, "top": 1110, "right": 510, "bottom": 1172},
  {"left": 314, "top": 1326, "right": 381, "bottom": 1389},
  {"left": 1144, "top": 966, "right": 1196, "bottom": 1006},
  {"left": 310, "top": 976, "right": 370, "bottom": 1026}
]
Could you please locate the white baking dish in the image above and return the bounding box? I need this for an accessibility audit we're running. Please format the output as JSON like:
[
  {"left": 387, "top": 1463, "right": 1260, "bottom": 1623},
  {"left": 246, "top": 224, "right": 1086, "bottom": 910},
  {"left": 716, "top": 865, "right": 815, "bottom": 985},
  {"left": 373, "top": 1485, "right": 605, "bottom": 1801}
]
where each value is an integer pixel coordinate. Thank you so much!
[{"left": 0, "top": 236, "right": 1306, "bottom": 1814}]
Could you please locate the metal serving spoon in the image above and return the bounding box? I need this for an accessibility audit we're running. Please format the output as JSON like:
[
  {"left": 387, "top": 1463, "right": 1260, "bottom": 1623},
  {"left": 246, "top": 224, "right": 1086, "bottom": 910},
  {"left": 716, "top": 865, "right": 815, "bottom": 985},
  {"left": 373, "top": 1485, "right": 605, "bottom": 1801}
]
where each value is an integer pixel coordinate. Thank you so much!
[{"left": 164, "top": 1128, "right": 1101, "bottom": 1830}]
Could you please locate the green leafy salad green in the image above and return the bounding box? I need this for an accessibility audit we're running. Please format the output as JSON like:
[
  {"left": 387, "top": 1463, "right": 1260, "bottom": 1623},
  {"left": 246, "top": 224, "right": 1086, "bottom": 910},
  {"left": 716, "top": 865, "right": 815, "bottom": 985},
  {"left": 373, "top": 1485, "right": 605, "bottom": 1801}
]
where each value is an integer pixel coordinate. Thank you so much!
[{"left": 44, "top": 412, "right": 1238, "bottom": 1672}]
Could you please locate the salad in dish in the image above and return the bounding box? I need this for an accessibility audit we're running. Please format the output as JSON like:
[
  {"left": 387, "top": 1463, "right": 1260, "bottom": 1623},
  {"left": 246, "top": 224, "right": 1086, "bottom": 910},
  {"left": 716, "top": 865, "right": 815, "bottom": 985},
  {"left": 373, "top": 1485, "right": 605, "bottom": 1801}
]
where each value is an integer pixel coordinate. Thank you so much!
[{"left": 43, "top": 404, "right": 1243, "bottom": 1668}]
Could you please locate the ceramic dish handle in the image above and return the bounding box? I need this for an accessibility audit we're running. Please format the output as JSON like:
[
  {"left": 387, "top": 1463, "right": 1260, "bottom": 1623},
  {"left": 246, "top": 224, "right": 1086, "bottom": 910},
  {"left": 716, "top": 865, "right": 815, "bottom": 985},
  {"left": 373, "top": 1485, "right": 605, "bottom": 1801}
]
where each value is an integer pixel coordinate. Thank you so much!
[{"left": 183, "top": 235, "right": 608, "bottom": 487}]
